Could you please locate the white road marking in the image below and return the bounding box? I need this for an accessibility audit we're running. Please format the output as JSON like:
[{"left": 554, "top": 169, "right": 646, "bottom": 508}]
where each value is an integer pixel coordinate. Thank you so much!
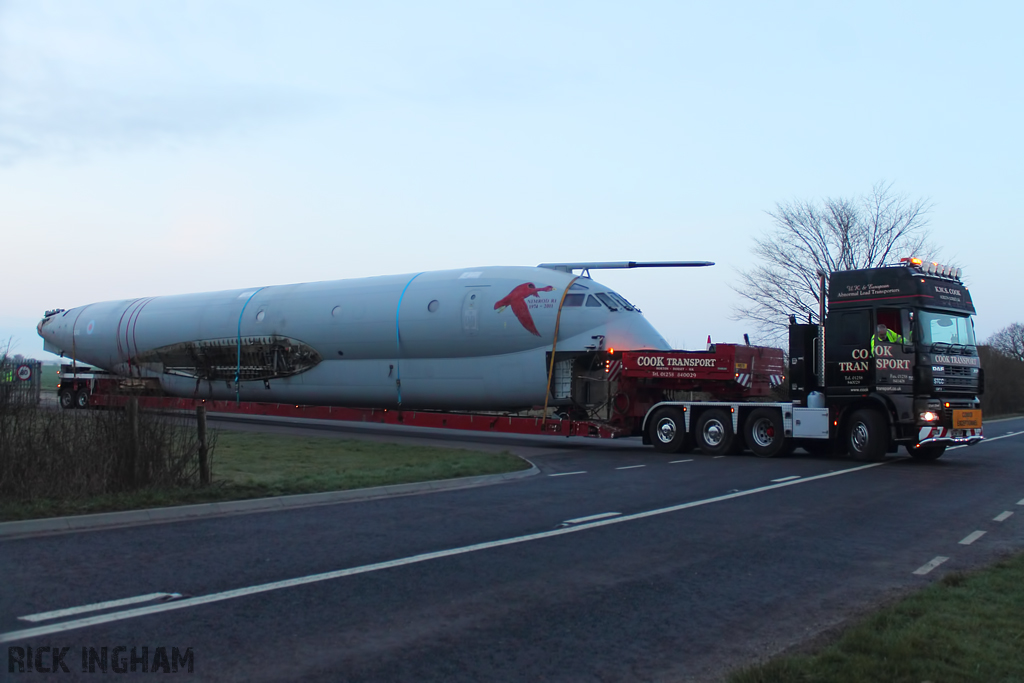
[
  {"left": 669, "top": 459, "right": 693, "bottom": 464},
  {"left": 771, "top": 476, "right": 801, "bottom": 483},
  {"left": 1017, "top": 498, "right": 1024, "bottom": 506},
  {"left": 948, "top": 430, "right": 1023, "bottom": 451},
  {"left": 615, "top": 465, "right": 646, "bottom": 470},
  {"left": 979, "top": 431, "right": 1022, "bottom": 443},
  {"left": 562, "top": 512, "right": 622, "bottom": 525},
  {"left": 18, "top": 593, "right": 182, "bottom": 623},
  {"left": 0, "top": 460, "right": 889, "bottom": 643},
  {"left": 713, "top": 456, "right": 725, "bottom": 459},
  {"left": 548, "top": 471, "right": 586, "bottom": 477},
  {"left": 912, "top": 556, "right": 949, "bottom": 576},
  {"left": 994, "top": 511, "right": 1013, "bottom": 522},
  {"left": 959, "top": 530, "right": 986, "bottom": 545}
]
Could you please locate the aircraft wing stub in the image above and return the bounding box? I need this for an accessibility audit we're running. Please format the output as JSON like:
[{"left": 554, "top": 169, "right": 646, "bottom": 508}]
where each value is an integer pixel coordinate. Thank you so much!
[{"left": 537, "top": 261, "right": 715, "bottom": 273}]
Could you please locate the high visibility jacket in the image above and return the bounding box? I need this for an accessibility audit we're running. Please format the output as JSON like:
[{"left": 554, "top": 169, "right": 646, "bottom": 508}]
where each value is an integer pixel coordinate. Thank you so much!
[{"left": 871, "top": 329, "right": 904, "bottom": 354}]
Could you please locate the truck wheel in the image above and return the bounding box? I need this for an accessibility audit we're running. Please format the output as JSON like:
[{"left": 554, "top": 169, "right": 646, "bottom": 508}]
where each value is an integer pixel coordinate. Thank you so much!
[
  {"left": 695, "top": 409, "right": 737, "bottom": 456},
  {"left": 846, "top": 409, "right": 887, "bottom": 462},
  {"left": 745, "top": 408, "right": 788, "bottom": 458},
  {"left": 907, "top": 443, "right": 946, "bottom": 461},
  {"left": 74, "top": 389, "right": 90, "bottom": 409},
  {"left": 648, "top": 408, "right": 692, "bottom": 454},
  {"left": 58, "top": 389, "right": 74, "bottom": 410}
]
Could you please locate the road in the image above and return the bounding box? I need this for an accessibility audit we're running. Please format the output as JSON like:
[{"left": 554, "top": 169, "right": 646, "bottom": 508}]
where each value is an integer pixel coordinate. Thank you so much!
[{"left": 3, "top": 416, "right": 1023, "bottom": 682}]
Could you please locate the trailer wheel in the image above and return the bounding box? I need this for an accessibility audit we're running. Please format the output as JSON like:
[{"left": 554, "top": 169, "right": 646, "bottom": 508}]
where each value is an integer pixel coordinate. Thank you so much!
[
  {"left": 907, "top": 443, "right": 946, "bottom": 461},
  {"left": 695, "top": 409, "right": 737, "bottom": 456},
  {"left": 846, "top": 409, "right": 887, "bottom": 461},
  {"left": 74, "top": 389, "right": 90, "bottom": 409},
  {"left": 58, "top": 389, "right": 74, "bottom": 410},
  {"left": 648, "top": 408, "right": 692, "bottom": 454},
  {"left": 744, "top": 409, "right": 788, "bottom": 458}
]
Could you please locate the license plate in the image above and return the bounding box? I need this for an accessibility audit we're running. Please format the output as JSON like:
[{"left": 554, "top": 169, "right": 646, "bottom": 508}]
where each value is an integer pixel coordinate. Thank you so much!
[{"left": 953, "top": 410, "right": 982, "bottom": 429}]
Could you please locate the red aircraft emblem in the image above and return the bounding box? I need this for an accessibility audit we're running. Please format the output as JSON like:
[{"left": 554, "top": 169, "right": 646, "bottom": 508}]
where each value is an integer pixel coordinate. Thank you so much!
[{"left": 494, "top": 282, "right": 554, "bottom": 336}]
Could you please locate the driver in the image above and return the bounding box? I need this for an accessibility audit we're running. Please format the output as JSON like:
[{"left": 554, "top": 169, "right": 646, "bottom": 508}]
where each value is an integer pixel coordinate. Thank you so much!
[{"left": 871, "top": 323, "right": 904, "bottom": 354}]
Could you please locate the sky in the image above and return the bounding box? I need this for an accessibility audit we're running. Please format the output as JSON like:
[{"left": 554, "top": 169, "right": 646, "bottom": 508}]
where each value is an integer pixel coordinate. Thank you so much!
[{"left": 1, "top": 0, "right": 1021, "bottom": 359}]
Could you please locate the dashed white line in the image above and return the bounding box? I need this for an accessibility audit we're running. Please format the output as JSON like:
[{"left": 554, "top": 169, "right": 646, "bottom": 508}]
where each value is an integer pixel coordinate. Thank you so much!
[
  {"left": 771, "top": 476, "right": 801, "bottom": 483},
  {"left": 959, "top": 530, "right": 986, "bottom": 545},
  {"left": 0, "top": 459, "right": 890, "bottom": 644},
  {"left": 913, "top": 556, "right": 949, "bottom": 576},
  {"left": 615, "top": 465, "right": 646, "bottom": 470},
  {"left": 712, "top": 456, "right": 725, "bottom": 459},
  {"left": 562, "top": 512, "right": 621, "bottom": 525},
  {"left": 548, "top": 471, "right": 586, "bottom": 477},
  {"left": 669, "top": 459, "right": 693, "bottom": 464},
  {"left": 1017, "top": 498, "right": 1024, "bottom": 507},
  {"left": 994, "top": 511, "right": 1013, "bottom": 522},
  {"left": 18, "top": 593, "right": 182, "bottom": 623}
]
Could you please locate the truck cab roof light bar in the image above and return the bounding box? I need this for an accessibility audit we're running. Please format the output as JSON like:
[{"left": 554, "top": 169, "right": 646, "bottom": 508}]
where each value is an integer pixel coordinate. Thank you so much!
[
  {"left": 899, "top": 257, "right": 962, "bottom": 281},
  {"left": 538, "top": 261, "right": 715, "bottom": 273}
]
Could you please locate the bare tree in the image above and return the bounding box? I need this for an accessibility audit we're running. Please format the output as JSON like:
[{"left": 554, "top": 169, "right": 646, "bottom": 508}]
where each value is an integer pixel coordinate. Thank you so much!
[
  {"left": 987, "top": 323, "right": 1024, "bottom": 362},
  {"left": 732, "top": 181, "right": 935, "bottom": 340}
]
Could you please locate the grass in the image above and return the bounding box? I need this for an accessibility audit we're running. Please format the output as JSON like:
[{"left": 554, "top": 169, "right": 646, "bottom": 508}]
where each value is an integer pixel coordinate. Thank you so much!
[
  {"left": 728, "top": 553, "right": 1024, "bottom": 683},
  {"left": 39, "top": 362, "right": 61, "bottom": 392},
  {"left": 0, "top": 431, "right": 530, "bottom": 522}
]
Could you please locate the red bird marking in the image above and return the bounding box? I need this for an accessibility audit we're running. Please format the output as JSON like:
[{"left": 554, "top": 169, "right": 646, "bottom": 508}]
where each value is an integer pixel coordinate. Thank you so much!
[{"left": 494, "top": 283, "right": 554, "bottom": 336}]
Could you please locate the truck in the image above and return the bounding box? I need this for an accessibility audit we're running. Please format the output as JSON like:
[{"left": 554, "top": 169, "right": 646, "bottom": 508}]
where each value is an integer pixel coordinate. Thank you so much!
[{"left": 57, "top": 257, "right": 983, "bottom": 460}]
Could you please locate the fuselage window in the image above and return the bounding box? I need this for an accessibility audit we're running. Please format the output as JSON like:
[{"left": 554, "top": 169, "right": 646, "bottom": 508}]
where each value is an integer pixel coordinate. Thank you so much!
[
  {"left": 585, "top": 295, "right": 604, "bottom": 308},
  {"left": 595, "top": 293, "right": 618, "bottom": 310},
  {"left": 562, "top": 293, "right": 585, "bottom": 307}
]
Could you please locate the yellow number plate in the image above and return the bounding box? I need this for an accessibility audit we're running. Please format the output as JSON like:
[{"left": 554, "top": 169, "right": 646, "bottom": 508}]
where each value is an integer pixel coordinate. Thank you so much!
[{"left": 953, "top": 410, "right": 982, "bottom": 429}]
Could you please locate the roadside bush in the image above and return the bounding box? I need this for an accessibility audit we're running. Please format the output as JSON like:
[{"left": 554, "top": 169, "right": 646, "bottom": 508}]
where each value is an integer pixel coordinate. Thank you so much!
[
  {"left": 0, "top": 386, "right": 210, "bottom": 501},
  {"left": 979, "top": 346, "right": 1024, "bottom": 417}
]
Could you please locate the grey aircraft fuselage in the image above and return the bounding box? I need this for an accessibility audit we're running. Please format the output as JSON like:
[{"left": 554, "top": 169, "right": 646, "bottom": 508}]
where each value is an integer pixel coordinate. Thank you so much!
[{"left": 38, "top": 265, "right": 674, "bottom": 410}]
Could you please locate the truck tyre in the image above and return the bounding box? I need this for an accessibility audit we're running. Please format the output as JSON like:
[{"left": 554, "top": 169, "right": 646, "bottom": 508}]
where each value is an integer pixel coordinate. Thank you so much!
[
  {"left": 695, "top": 409, "right": 738, "bottom": 456},
  {"left": 907, "top": 443, "right": 946, "bottom": 461},
  {"left": 846, "top": 409, "right": 887, "bottom": 462},
  {"left": 744, "top": 408, "right": 788, "bottom": 458},
  {"left": 58, "top": 389, "right": 74, "bottom": 410},
  {"left": 74, "top": 389, "right": 90, "bottom": 409},
  {"left": 648, "top": 407, "right": 693, "bottom": 454}
]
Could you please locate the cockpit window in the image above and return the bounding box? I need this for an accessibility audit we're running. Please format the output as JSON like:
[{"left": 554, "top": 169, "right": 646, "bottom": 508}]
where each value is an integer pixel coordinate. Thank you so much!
[
  {"left": 569, "top": 282, "right": 589, "bottom": 290},
  {"left": 585, "top": 295, "right": 604, "bottom": 308},
  {"left": 607, "top": 292, "right": 635, "bottom": 311},
  {"left": 562, "top": 293, "right": 585, "bottom": 307},
  {"left": 595, "top": 293, "right": 618, "bottom": 310}
]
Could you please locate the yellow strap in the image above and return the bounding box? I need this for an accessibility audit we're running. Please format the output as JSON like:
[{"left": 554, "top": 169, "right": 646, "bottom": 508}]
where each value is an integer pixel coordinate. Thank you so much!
[{"left": 542, "top": 276, "right": 580, "bottom": 427}]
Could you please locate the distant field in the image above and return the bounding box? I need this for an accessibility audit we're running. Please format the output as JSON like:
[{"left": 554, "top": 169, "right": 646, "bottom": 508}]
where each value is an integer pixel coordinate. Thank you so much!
[{"left": 39, "top": 363, "right": 61, "bottom": 391}]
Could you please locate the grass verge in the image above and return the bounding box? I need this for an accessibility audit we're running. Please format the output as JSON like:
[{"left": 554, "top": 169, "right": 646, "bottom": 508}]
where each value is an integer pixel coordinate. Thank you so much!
[
  {"left": 0, "top": 431, "right": 530, "bottom": 522},
  {"left": 729, "top": 553, "right": 1024, "bottom": 683}
]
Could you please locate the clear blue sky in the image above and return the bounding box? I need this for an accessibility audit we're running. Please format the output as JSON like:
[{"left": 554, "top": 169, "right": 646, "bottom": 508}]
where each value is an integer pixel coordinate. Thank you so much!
[{"left": 2, "top": 1, "right": 1020, "bottom": 358}]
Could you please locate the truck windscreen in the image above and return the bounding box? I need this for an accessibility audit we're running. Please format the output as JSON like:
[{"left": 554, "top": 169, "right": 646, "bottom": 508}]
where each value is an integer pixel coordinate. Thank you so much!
[{"left": 918, "top": 310, "right": 977, "bottom": 347}]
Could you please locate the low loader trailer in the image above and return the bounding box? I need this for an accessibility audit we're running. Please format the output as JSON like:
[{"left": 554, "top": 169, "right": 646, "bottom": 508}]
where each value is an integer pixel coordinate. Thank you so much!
[{"left": 58, "top": 259, "right": 984, "bottom": 461}]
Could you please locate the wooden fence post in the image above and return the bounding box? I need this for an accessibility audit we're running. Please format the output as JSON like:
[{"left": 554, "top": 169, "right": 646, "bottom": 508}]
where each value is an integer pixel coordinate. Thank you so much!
[
  {"left": 197, "top": 405, "right": 210, "bottom": 485},
  {"left": 128, "top": 397, "right": 140, "bottom": 486}
]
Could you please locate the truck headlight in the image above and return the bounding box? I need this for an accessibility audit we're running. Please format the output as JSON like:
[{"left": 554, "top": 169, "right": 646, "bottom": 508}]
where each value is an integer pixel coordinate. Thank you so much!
[{"left": 919, "top": 411, "right": 940, "bottom": 422}]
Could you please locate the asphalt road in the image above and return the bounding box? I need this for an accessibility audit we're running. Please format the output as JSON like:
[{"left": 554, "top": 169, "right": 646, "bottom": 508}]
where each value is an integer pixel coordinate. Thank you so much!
[{"left": 3, "top": 416, "right": 1023, "bottom": 682}]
